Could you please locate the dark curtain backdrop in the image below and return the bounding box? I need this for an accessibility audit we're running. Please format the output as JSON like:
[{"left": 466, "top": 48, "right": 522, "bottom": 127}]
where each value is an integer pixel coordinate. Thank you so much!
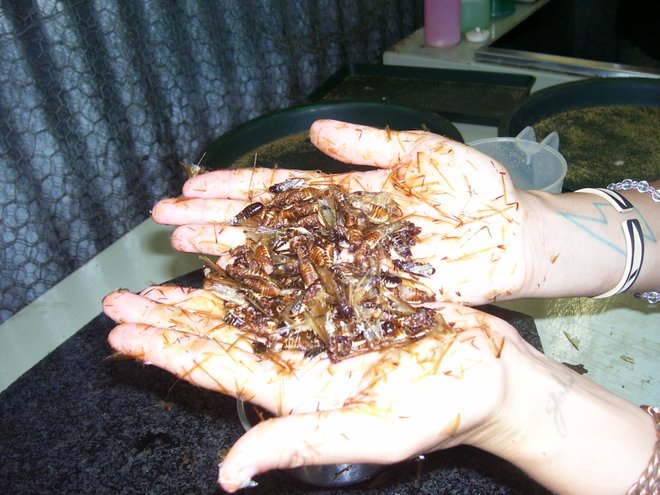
[{"left": 0, "top": 0, "right": 423, "bottom": 323}]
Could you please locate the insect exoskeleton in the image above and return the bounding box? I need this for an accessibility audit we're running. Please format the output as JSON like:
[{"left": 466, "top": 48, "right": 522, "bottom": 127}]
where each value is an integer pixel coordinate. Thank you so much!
[
  {"left": 388, "top": 222, "right": 420, "bottom": 258},
  {"left": 286, "top": 281, "right": 322, "bottom": 321},
  {"left": 342, "top": 209, "right": 357, "bottom": 227},
  {"left": 208, "top": 282, "right": 250, "bottom": 306},
  {"left": 393, "top": 259, "right": 436, "bottom": 277},
  {"left": 251, "top": 340, "right": 270, "bottom": 354},
  {"left": 224, "top": 310, "right": 245, "bottom": 328},
  {"left": 379, "top": 272, "right": 402, "bottom": 288},
  {"left": 327, "top": 333, "right": 353, "bottom": 360},
  {"left": 397, "top": 307, "right": 444, "bottom": 337},
  {"left": 225, "top": 265, "right": 283, "bottom": 297},
  {"left": 282, "top": 329, "right": 318, "bottom": 352},
  {"left": 360, "top": 230, "right": 383, "bottom": 251},
  {"left": 268, "top": 177, "right": 307, "bottom": 193},
  {"left": 297, "top": 213, "right": 322, "bottom": 229},
  {"left": 298, "top": 257, "right": 318, "bottom": 288},
  {"left": 180, "top": 161, "right": 208, "bottom": 178}
]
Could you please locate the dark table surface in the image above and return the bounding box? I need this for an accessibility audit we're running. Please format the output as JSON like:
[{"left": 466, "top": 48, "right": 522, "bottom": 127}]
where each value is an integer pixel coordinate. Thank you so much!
[{"left": 0, "top": 270, "right": 551, "bottom": 495}]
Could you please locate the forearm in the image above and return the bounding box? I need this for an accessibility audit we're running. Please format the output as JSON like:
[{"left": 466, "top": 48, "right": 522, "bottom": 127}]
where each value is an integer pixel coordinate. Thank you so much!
[
  {"left": 519, "top": 181, "right": 660, "bottom": 299},
  {"left": 479, "top": 346, "right": 656, "bottom": 495}
]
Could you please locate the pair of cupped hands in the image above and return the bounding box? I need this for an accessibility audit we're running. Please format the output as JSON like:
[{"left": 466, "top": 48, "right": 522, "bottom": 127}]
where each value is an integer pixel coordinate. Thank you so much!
[{"left": 104, "top": 120, "right": 544, "bottom": 491}]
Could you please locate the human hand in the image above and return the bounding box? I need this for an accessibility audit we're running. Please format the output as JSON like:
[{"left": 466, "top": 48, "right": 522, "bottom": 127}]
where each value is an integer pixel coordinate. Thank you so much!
[
  {"left": 152, "top": 120, "right": 531, "bottom": 305},
  {"left": 103, "top": 286, "right": 532, "bottom": 492}
]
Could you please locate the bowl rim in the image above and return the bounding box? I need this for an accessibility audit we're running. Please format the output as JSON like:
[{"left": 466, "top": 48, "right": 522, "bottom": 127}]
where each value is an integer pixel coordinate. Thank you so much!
[{"left": 197, "top": 100, "right": 464, "bottom": 170}]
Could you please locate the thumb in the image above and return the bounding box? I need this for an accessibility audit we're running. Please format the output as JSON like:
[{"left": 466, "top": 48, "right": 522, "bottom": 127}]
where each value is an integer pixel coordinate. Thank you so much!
[{"left": 218, "top": 407, "right": 413, "bottom": 492}]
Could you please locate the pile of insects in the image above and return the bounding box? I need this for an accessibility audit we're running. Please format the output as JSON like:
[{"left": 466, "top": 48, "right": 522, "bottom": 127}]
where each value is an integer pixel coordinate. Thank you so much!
[{"left": 204, "top": 177, "right": 446, "bottom": 362}]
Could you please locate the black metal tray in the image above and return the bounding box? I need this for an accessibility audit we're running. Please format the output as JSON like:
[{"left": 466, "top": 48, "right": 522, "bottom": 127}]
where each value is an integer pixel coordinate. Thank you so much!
[{"left": 308, "top": 64, "right": 536, "bottom": 126}]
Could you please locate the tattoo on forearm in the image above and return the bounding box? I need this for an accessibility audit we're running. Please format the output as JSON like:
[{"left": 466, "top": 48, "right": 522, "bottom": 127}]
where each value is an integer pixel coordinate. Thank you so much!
[
  {"left": 559, "top": 202, "right": 624, "bottom": 255},
  {"left": 546, "top": 371, "right": 576, "bottom": 438},
  {"left": 637, "top": 210, "right": 657, "bottom": 244},
  {"left": 559, "top": 202, "right": 656, "bottom": 254}
]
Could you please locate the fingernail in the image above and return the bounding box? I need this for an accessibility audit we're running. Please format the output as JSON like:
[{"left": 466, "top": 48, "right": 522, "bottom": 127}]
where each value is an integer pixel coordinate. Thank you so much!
[
  {"left": 240, "top": 478, "right": 258, "bottom": 489},
  {"left": 218, "top": 464, "right": 258, "bottom": 491}
]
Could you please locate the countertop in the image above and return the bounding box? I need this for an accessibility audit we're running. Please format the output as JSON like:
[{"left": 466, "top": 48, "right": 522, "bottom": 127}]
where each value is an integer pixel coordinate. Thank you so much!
[{"left": 383, "top": 0, "right": 580, "bottom": 91}]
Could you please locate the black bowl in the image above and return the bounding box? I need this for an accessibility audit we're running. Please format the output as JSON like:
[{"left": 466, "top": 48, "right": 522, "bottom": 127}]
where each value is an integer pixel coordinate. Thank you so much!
[
  {"left": 198, "top": 101, "right": 463, "bottom": 173},
  {"left": 500, "top": 77, "right": 660, "bottom": 137},
  {"left": 499, "top": 77, "right": 660, "bottom": 190},
  {"left": 236, "top": 400, "right": 385, "bottom": 488}
]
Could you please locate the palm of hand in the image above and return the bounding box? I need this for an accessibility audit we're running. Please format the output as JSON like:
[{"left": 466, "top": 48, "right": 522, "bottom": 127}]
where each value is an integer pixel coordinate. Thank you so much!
[
  {"left": 103, "top": 286, "right": 513, "bottom": 491},
  {"left": 321, "top": 126, "right": 527, "bottom": 304},
  {"left": 153, "top": 120, "right": 527, "bottom": 304}
]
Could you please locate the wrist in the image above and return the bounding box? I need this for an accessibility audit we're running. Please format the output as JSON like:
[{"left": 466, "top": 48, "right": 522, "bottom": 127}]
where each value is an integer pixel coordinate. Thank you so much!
[
  {"left": 516, "top": 190, "right": 628, "bottom": 299},
  {"left": 517, "top": 184, "right": 660, "bottom": 300},
  {"left": 474, "top": 341, "right": 656, "bottom": 495}
]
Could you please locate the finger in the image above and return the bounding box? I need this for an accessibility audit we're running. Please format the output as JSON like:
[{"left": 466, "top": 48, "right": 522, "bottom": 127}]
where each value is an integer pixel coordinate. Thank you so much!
[
  {"left": 139, "top": 286, "right": 228, "bottom": 316},
  {"left": 152, "top": 198, "right": 249, "bottom": 225},
  {"left": 170, "top": 224, "right": 247, "bottom": 256},
  {"left": 102, "top": 290, "right": 237, "bottom": 343},
  {"left": 310, "top": 119, "right": 449, "bottom": 169},
  {"left": 181, "top": 168, "right": 326, "bottom": 199},
  {"left": 218, "top": 409, "right": 415, "bottom": 492},
  {"left": 182, "top": 166, "right": 395, "bottom": 203},
  {"left": 107, "top": 321, "right": 328, "bottom": 412},
  {"left": 107, "top": 323, "right": 261, "bottom": 396}
]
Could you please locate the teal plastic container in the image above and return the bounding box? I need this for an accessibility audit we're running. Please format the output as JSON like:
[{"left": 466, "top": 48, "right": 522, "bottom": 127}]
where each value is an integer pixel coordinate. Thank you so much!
[
  {"left": 491, "top": 0, "right": 515, "bottom": 17},
  {"left": 461, "top": 0, "right": 491, "bottom": 32}
]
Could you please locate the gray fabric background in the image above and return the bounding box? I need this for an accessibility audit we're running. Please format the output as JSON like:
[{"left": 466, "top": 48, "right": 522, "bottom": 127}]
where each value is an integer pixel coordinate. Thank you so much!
[{"left": 0, "top": 0, "right": 423, "bottom": 323}]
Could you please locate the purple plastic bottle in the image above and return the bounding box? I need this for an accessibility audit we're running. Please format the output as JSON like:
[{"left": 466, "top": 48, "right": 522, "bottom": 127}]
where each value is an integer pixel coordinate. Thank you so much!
[{"left": 424, "top": 0, "right": 461, "bottom": 47}]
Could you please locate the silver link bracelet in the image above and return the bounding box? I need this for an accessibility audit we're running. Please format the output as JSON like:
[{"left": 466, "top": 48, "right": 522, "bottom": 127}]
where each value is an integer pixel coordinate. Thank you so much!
[{"left": 607, "top": 180, "right": 659, "bottom": 303}]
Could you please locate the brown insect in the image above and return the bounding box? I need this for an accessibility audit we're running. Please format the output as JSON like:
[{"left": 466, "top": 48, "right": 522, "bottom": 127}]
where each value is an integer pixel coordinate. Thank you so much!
[
  {"left": 298, "top": 257, "right": 318, "bottom": 288},
  {"left": 202, "top": 178, "right": 448, "bottom": 362},
  {"left": 282, "top": 201, "right": 319, "bottom": 220},
  {"left": 312, "top": 242, "right": 338, "bottom": 267},
  {"left": 270, "top": 187, "right": 317, "bottom": 207},
  {"left": 230, "top": 202, "right": 264, "bottom": 225},
  {"left": 363, "top": 204, "right": 390, "bottom": 224}
]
